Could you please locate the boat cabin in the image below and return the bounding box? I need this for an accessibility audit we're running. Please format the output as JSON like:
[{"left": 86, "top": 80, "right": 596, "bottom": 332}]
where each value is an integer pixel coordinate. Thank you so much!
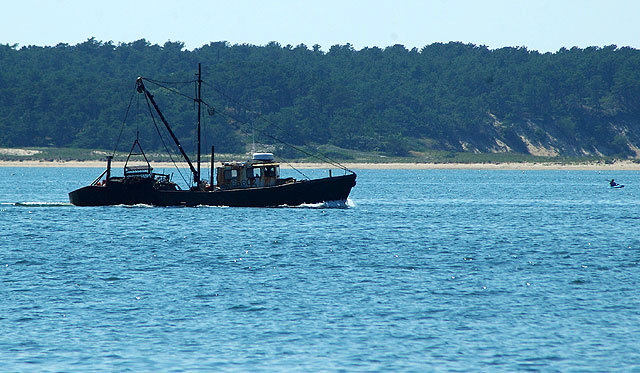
[{"left": 216, "top": 153, "right": 285, "bottom": 189}]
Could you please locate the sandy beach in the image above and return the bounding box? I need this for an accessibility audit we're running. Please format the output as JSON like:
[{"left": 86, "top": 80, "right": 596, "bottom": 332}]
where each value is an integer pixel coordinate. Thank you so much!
[{"left": 1, "top": 159, "right": 640, "bottom": 170}]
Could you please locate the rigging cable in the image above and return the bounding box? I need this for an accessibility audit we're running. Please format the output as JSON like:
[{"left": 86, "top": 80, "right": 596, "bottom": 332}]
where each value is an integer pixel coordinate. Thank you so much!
[
  {"left": 141, "top": 92, "right": 190, "bottom": 188},
  {"left": 212, "top": 109, "right": 310, "bottom": 180},
  {"left": 143, "top": 77, "right": 208, "bottom": 185},
  {"left": 140, "top": 75, "right": 345, "bottom": 182},
  {"left": 143, "top": 78, "right": 198, "bottom": 102},
  {"left": 112, "top": 85, "right": 138, "bottom": 157},
  {"left": 201, "top": 81, "right": 354, "bottom": 174}
]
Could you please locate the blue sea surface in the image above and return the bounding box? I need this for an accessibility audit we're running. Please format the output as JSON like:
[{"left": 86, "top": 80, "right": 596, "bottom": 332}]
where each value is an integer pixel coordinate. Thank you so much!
[{"left": 1, "top": 167, "right": 640, "bottom": 371}]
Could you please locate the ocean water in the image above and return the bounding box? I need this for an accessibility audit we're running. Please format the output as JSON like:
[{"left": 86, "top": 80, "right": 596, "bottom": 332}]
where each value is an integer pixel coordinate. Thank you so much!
[{"left": 1, "top": 166, "right": 640, "bottom": 371}]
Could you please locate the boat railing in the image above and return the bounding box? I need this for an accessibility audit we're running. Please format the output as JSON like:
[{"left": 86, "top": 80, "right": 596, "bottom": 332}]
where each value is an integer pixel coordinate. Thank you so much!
[
  {"left": 125, "top": 165, "right": 153, "bottom": 177},
  {"left": 151, "top": 172, "right": 171, "bottom": 182}
]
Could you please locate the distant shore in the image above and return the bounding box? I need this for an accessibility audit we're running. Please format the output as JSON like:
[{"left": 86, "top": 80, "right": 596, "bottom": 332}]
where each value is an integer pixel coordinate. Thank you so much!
[{"left": 1, "top": 159, "right": 640, "bottom": 170}]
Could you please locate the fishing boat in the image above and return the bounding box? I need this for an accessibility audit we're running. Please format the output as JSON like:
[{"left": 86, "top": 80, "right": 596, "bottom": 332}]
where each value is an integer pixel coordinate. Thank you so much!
[{"left": 68, "top": 64, "right": 356, "bottom": 207}]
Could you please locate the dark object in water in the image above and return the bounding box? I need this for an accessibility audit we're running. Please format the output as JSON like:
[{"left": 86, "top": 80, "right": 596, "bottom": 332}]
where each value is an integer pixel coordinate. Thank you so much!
[{"left": 609, "top": 179, "right": 624, "bottom": 188}]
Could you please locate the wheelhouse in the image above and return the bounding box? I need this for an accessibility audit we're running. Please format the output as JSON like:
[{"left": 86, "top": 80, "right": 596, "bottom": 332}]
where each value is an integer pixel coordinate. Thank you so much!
[{"left": 216, "top": 153, "right": 282, "bottom": 189}]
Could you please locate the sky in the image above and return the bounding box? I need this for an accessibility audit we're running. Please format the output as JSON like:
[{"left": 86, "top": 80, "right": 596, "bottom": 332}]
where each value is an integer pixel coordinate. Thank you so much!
[{"left": 1, "top": 0, "right": 639, "bottom": 53}]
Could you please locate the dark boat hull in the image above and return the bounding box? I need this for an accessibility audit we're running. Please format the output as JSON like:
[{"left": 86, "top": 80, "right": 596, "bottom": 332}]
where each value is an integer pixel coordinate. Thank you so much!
[{"left": 69, "top": 173, "right": 356, "bottom": 207}]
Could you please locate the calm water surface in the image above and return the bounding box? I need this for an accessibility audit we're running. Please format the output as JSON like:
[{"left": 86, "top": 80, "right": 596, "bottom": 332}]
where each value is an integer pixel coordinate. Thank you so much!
[{"left": 1, "top": 167, "right": 640, "bottom": 371}]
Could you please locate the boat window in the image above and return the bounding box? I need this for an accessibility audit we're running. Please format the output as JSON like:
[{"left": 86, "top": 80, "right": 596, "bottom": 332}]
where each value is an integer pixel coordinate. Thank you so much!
[
  {"left": 264, "top": 166, "right": 276, "bottom": 177},
  {"left": 247, "top": 167, "right": 260, "bottom": 179},
  {"left": 224, "top": 169, "right": 238, "bottom": 180}
]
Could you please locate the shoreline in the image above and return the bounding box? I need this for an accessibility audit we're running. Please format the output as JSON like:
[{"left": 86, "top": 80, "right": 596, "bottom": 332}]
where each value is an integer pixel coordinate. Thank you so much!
[{"left": 1, "top": 160, "right": 640, "bottom": 170}]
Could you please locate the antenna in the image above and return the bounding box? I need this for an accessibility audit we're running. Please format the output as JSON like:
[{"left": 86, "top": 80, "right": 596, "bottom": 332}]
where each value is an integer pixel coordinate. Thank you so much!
[{"left": 251, "top": 130, "right": 256, "bottom": 154}]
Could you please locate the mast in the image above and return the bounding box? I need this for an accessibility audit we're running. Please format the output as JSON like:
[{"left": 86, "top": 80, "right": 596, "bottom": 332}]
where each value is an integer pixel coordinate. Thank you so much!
[{"left": 196, "top": 63, "right": 202, "bottom": 185}]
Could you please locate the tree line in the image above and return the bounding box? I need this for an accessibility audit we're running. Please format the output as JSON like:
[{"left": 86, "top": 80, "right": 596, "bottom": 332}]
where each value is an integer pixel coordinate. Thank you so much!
[{"left": 1, "top": 38, "right": 640, "bottom": 157}]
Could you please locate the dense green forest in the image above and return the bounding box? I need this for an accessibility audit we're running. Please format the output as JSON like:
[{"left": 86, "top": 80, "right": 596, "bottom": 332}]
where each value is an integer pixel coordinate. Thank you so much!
[{"left": 1, "top": 38, "right": 640, "bottom": 159}]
